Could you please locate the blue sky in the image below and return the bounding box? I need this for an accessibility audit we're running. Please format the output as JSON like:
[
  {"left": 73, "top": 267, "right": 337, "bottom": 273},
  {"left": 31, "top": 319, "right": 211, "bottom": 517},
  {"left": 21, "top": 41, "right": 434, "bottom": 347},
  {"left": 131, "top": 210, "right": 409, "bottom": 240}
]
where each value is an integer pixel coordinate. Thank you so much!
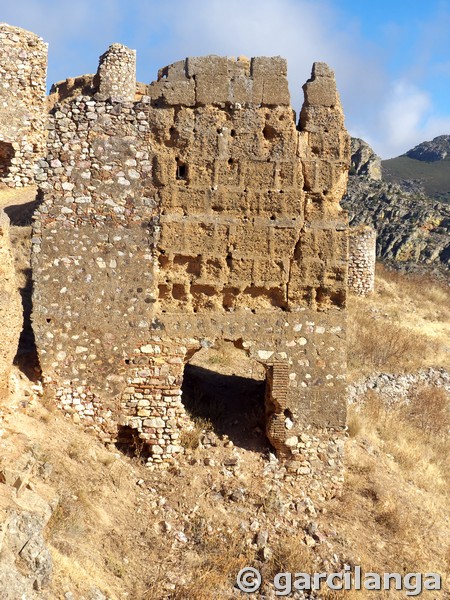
[{"left": 1, "top": 0, "right": 450, "bottom": 158}]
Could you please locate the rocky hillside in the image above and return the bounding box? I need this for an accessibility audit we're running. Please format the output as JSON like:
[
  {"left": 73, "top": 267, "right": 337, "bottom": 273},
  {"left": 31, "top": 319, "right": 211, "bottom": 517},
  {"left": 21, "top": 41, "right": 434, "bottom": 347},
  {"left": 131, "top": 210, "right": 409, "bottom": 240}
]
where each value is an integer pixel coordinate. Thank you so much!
[
  {"left": 342, "top": 138, "right": 450, "bottom": 270},
  {"left": 382, "top": 135, "right": 450, "bottom": 203},
  {"left": 405, "top": 134, "right": 450, "bottom": 161}
]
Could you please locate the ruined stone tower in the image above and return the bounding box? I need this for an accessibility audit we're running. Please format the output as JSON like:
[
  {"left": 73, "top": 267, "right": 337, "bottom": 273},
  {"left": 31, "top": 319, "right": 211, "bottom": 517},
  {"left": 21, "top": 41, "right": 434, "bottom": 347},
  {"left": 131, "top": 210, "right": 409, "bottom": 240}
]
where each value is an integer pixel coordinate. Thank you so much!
[
  {"left": 30, "top": 42, "right": 350, "bottom": 495},
  {"left": 0, "top": 23, "right": 47, "bottom": 187},
  {"left": 348, "top": 225, "right": 376, "bottom": 295}
]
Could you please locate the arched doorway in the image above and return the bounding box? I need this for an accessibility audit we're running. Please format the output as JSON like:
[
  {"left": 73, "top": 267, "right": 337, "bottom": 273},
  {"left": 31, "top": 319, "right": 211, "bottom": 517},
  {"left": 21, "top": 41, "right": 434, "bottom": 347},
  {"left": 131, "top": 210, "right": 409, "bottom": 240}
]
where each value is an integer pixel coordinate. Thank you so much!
[{"left": 181, "top": 341, "right": 271, "bottom": 453}]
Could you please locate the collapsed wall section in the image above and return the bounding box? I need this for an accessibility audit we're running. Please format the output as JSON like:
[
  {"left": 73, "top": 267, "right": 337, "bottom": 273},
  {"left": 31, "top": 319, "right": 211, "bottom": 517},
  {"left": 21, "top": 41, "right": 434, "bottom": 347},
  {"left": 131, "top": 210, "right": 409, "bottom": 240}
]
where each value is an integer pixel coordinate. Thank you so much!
[
  {"left": 0, "top": 23, "right": 47, "bottom": 187},
  {"left": 32, "top": 49, "right": 350, "bottom": 496}
]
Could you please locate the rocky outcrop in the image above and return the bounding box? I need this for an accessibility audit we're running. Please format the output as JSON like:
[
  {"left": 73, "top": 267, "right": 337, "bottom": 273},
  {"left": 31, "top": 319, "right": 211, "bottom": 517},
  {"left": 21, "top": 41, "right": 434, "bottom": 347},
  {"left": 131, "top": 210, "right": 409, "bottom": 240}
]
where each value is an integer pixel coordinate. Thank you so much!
[
  {"left": 343, "top": 138, "right": 450, "bottom": 270},
  {"left": 342, "top": 177, "right": 450, "bottom": 269},
  {"left": 0, "top": 210, "right": 22, "bottom": 398},
  {"left": 382, "top": 135, "right": 450, "bottom": 203},
  {"left": 406, "top": 134, "right": 450, "bottom": 162},
  {"left": 0, "top": 459, "right": 53, "bottom": 598},
  {"left": 350, "top": 137, "right": 382, "bottom": 180}
]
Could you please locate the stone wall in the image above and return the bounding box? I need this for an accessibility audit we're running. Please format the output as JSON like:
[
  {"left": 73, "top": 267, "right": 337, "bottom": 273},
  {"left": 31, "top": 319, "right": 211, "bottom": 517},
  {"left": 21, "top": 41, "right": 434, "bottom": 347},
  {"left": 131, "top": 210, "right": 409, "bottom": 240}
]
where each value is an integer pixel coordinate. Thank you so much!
[
  {"left": 31, "top": 44, "right": 350, "bottom": 494},
  {"left": 348, "top": 225, "right": 376, "bottom": 295},
  {"left": 0, "top": 24, "right": 47, "bottom": 187},
  {"left": 95, "top": 44, "right": 136, "bottom": 101},
  {"left": 0, "top": 210, "right": 22, "bottom": 398}
]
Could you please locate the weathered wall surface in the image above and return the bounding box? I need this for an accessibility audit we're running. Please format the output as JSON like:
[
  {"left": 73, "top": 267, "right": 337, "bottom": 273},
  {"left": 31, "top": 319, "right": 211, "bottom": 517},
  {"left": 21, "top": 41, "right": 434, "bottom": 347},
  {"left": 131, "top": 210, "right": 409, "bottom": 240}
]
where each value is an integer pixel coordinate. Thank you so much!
[
  {"left": 0, "top": 210, "right": 22, "bottom": 398},
  {"left": 348, "top": 225, "right": 376, "bottom": 295},
  {"left": 31, "top": 46, "right": 350, "bottom": 494},
  {"left": 0, "top": 24, "right": 47, "bottom": 187}
]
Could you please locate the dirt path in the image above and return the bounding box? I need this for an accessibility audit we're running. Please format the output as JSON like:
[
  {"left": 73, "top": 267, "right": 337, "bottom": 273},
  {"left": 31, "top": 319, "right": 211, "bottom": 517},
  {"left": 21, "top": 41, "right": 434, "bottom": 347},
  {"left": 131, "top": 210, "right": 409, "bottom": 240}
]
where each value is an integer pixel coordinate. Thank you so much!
[{"left": 0, "top": 185, "right": 38, "bottom": 225}]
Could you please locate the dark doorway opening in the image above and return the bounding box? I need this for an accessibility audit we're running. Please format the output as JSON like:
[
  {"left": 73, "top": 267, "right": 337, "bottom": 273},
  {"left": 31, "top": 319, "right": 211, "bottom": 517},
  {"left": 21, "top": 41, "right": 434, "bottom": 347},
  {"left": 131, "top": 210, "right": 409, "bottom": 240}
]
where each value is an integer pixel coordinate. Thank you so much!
[
  {"left": 0, "top": 141, "right": 14, "bottom": 179},
  {"left": 181, "top": 343, "right": 271, "bottom": 453},
  {"left": 115, "top": 425, "right": 150, "bottom": 460}
]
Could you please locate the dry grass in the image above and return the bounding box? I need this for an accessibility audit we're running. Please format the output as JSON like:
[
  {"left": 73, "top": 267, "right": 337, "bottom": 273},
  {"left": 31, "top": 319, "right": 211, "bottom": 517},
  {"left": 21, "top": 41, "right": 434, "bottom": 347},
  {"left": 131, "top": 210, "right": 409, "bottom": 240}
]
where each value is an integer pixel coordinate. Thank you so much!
[
  {"left": 348, "top": 264, "right": 450, "bottom": 377},
  {"left": 333, "top": 386, "right": 450, "bottom": 597},
  {"left": 156, "top": 528, "right": 256, "bottom": 600},
  {"left": 264, "top": 534, "right": 314, "bottom": 578},
  {"left": 1, "top": 260, "right": 448, "bottom": 599},
  {"left": 348, "top": 389, "right": 449, "bottom": 495},
  {"left": 406, "top": 385, "right": 450, "bottom": 436},
  {"left": 179, "top": 417, "right": 213, "bottom": 450},
  {"left": 347, "top": 313, "right": 429, "bottom": 372}
]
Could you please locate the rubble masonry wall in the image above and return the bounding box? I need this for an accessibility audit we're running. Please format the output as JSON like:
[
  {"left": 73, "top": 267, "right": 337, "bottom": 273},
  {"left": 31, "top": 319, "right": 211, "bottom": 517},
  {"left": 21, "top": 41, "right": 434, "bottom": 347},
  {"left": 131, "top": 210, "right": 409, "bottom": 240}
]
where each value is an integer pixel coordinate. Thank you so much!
[
  {"left": 0, "top": 23, "right": 47, "bottom": 187},
  {"left": 348, "top": 225, "right": 376, "bottom": 295},
  {"left": 0, "top": 210, "right": 22, "bottom": 397}
]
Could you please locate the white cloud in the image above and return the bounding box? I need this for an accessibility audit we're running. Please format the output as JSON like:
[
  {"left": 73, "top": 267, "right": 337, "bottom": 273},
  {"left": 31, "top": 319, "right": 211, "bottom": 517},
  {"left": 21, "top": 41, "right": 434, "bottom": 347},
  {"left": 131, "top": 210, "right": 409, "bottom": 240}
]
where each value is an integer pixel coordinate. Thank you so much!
[
  {"left": 136, "top": 0, "right": 384, "bottom": 121},
  {"left": 361, "top": 81, "right": 450, "bottom": 158},
  {"left": 377, "top": 82, "right": 432, "bottom": 157},
  {"left": 1, "top": 0, "right": 123, "bottom": 80}
]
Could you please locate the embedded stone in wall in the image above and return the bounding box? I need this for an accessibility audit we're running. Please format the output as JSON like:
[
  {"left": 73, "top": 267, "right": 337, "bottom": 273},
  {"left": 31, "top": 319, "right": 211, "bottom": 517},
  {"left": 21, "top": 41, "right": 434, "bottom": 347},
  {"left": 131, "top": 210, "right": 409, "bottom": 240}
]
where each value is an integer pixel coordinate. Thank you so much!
[
  {"left": 348, "top": 225, "right": 376, "bottom": 295},
  {"left": 0, "top": 23, "right": 48, "bottom": 187},
  {"left": 0, "top": 210, "right": 22, "bottom": 398}
]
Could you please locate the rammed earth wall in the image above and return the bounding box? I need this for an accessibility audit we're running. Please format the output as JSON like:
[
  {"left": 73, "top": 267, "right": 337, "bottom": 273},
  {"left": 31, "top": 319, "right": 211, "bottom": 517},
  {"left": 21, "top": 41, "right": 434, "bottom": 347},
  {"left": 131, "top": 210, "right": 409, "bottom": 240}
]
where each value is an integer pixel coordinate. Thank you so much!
[{"left": 30, "top": 44, "right": 351, "bottom": 496}]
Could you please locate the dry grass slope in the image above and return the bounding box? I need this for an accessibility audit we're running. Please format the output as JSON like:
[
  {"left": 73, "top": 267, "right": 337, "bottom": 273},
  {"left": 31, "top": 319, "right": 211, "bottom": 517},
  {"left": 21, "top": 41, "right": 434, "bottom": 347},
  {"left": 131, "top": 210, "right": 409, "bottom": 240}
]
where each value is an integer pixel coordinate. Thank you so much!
[
  {"left": 347, "top": 264, "right": 450, "bottom": 376},
  {"left": 0, "top": 256, "right": 448, "bottom": 599}
]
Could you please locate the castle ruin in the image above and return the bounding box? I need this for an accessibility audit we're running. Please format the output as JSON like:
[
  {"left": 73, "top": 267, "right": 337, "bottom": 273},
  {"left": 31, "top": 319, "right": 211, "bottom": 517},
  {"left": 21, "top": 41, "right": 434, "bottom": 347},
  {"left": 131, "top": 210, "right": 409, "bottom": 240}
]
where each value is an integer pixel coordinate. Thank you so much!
[{"left": 1, "top": 25, "right": 353, "bottom": 497}]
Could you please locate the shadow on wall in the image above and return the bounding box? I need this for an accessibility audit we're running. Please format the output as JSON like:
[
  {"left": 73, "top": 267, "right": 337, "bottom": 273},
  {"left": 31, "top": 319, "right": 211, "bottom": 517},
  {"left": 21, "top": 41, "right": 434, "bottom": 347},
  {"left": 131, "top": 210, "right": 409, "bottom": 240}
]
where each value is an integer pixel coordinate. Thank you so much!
[
  {"left": 5, "top": 193, "right": 44, "bottom": 382},
  {"left": 115, "top": 425, "right": 151, "bottom": 460},
  {"left": 4, "top": 197, "right": 42, "bottom": 226},
  {"left": 181, "top": 363, "right": 271, "bottom": 453},
  {"left": 13, "top": 266, "right": 41, "bottom": 382}
]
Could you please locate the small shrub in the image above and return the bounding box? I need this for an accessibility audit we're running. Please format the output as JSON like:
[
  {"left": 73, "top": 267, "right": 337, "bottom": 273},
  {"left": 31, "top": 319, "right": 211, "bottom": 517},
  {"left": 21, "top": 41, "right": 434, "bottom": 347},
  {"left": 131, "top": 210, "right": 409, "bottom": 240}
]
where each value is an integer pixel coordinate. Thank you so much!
[
  {"left": 46, "top": 491, "right": 87, "bottom": 540},
  {"left": 375, "top": 507, "right": 403, "bottom": 535},
  {"left": 264, "top": 534, "right": 314, "bottom": 580},
  {"left": 348, "top": 311, "right": 429, "bottom": 372},
  {"left": 179, "top": 417, "right": 212, "bottom": 450},
  {"left": 347, "top": 413, "right": 363, "bottom": 438},
  {"left": 405, "top": 385, "right": 449, "bottom": 437}
]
